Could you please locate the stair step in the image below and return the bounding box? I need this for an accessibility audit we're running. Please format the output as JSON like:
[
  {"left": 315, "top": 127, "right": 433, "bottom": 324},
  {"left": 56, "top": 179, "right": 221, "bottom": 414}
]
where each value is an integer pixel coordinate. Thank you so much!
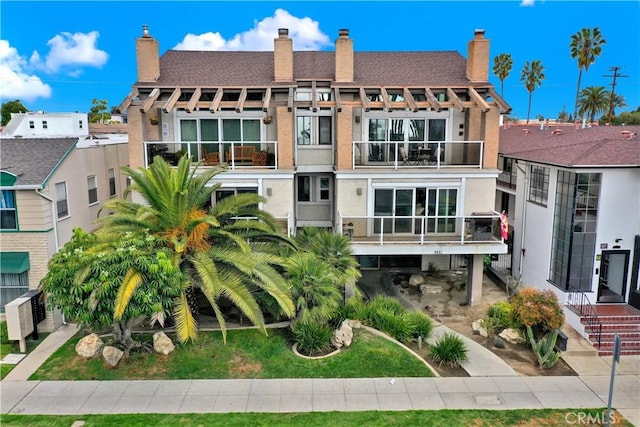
[
  {"left": 580, "top": 316, "right": 640, "bottom": 325},
  {"left": 584, "top": 323, "right": 640, "bottom": 332},
  {"left": 593, "top": 340, "right": 640, "bottom": 350},
  {"left": 589, "top": 332, "right": 640, "bottom": 342},
  {"left": 598, "top": 349, "right": 640, "bottom": 356}
]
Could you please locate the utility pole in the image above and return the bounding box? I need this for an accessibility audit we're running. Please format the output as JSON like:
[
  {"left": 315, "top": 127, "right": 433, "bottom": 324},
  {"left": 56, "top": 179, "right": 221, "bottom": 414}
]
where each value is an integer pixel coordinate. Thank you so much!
[{"left": 603, "top": 66, "right": 627, "bottom": 124}]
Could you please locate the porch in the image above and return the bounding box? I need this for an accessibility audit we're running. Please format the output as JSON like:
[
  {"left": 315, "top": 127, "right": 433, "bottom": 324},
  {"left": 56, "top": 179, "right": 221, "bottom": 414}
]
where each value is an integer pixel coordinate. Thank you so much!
[{"left": 145, "top": 141, "right": 278, "bottom": 169}]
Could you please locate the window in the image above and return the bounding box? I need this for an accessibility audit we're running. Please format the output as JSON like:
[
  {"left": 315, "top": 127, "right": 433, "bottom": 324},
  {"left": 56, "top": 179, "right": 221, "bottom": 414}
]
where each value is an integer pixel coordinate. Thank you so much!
[
  {"left": 0, "top": 271, "right": 28, "bottom": 314},
  {"left": 55, "top": 182, "right": 69, "bottom": 218},
  {"left": 213, "top": 187, "right": 258, "bottom": 210},
  {"left": 528, "top": 165, "right": 549, "bottom": 205},
  {"left": 178, "top": 118, "right": 262, "bottom": 162},
  {"left": 296, "top": 114, "right": 332, "bottom": 145},
  {"left": 108, "top": 169, "right": 117, "bottom": 197},
  {"left": 0, "top": 190, "right": 17, "bottom": 230},
  {"left": 297, "top": 176, "right": 332, "bottom": 203},
  {"left": 549, "top": 171, "right": 601, "bottom": 291},
  {"left": 87, "top": 175, "right": 98, "bottom": 205},
  {"left": 366, "top": 117, "right": 445, "bottom": 162},
  {"left": 42, "top": 121, "right": 48, "bottom": 129},
  {"left": 29, "top": 121, "right": 34, "bottom": 129}
]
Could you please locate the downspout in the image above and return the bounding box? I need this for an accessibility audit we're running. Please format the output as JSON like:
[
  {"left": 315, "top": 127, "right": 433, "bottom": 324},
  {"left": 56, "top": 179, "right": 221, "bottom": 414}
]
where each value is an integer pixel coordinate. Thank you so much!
[
  {"left": 36, "top": 189, "right": 67, "bottom": 325},
  {"left": 516, "top": 161, "right": 528, "bottom": 278}
]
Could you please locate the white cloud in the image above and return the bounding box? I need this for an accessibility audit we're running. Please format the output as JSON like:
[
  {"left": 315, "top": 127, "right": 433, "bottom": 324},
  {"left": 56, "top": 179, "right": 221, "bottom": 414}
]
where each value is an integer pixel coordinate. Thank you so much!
[
  {"left": 173, "top": 8, "right": 331, "bottom": 51},
  {"left": 0, "top": 40, "right": 51, "bottom": 102},
  {"left": 520, "top": 0, "right": 535, "bottom": 6},
  {"left": 30, "top": 31, "right": 108, "bottom": 74}
]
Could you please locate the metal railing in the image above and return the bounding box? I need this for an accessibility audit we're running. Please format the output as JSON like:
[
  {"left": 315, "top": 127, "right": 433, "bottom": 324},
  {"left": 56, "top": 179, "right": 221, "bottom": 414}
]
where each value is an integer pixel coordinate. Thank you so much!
[
  {"left": 497, "top": 170, "right": 517, "bottom": 189},
  {"left": 351, "top": 140, "right": 484, "bottom": 170},
  {"left": 567, "top": 284, "right": 603, "bottom": 348},
  {"left": 338, "top": 211, "right": 504, "bottom": 245},
  {"left": 144, "top": 141, "right": 278, "bottom": 169}
]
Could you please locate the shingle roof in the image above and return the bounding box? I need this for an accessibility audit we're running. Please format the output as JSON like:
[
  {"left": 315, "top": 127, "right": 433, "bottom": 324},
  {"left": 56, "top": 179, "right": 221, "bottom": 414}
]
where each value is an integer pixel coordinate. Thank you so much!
[
  {"left": 149, "top": 50, "right": 468, "bottom": 87},
  {"left": 499, "top": 125, "right": 640, "bottom": 167},
  {"left": 0, "top": 138, "right": 78, "bottom": 187}
]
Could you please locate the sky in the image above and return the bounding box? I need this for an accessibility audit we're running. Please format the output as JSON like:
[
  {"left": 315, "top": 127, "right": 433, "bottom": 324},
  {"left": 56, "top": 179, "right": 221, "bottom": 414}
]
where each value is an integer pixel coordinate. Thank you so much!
[{"left": 1, "top": 1, "right": 638, "bottom": 121}]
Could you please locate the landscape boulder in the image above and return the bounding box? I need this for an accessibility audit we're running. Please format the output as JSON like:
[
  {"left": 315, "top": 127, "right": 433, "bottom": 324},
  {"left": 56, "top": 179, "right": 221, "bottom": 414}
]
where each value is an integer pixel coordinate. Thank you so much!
[
  {"left": 75, "top": 333, "right": 104, "bottom": 359},
  {"left": 472, "top": 319, "right": 488, "bottom": 337},
  {"left": 331, "top": 320, "right": 354, "bottom": 349},
  {"left": 102, "top": 345, "right": 124, "bottom": 368},
  {"left": 153, "top": 331, "right": 175, "bottom": 355},
  {"left": 408, "top": 275, "right": 425, "bottom": 287},
  {"left": 499, "top": 328, "right": 524, "bottom": 344}
]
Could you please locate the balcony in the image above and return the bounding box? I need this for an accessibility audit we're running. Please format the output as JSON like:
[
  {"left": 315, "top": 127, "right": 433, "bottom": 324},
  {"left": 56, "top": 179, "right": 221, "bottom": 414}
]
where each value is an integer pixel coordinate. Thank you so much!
[
  {"left": 145, "top": 141, "right": 278, "bottom": 169},
  {"left": 497, "top": 170, "right": 517, "bottom": 190},
  {"left": 338, "top": 211, "right": 504, "bottom": 247},
  {"left": 352, "top": 140, "right": 484, "bottom": 169}
]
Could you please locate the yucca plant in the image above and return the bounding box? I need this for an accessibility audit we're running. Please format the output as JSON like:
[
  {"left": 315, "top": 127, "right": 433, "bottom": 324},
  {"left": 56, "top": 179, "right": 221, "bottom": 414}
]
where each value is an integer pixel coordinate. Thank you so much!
[
  {"left": 429, "top": 332, "right": 469, "bottom": 368},
  {"left": 290, "top": 319, "right": 334, "bottom": 356}
]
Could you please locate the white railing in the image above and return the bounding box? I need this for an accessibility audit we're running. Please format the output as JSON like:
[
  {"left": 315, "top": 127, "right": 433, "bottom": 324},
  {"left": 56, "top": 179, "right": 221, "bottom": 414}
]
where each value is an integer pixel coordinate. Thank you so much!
[
  {"left": 144, "top": 141, "right": 278, "bottom": 170},
  {"left": 338, "top": 211, "right": 503, "bottom": 245},
  {"left": 351, "top": 140, "right": 484, "bottom": 169}
]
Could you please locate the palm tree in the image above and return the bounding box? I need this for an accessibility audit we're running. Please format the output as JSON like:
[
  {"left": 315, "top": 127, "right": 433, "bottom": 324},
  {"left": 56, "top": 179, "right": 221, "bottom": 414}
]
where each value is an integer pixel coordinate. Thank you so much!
[
  {"left": 570, "top": 27, "right": 606, "bottom": 120},
  {"left": 577, "top": 86, "right": 609, "bottom": 123},
  {"left": 492, "top": 53, "right": 513, "bottom": 98},
  {"left": 606, "top": 92, "right": 627, "bottom": 122},
  {"left": 98, "top": 156, "right": 295, "bottom": 343},
  {"left": 520, "top": 60, "right": 545, "bottom": 124}
]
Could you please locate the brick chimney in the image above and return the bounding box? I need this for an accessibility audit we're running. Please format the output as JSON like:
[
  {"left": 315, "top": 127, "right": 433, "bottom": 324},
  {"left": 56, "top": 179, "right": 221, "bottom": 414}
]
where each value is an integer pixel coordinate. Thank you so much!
[
  {"left": 274, "top": 28, "right": 293, "bottom": 82},
  {"left": 136, "top": 25, "right": 160, "bottom": 82},
  {"left": 335, "top": 29, "right": 354, "bottom": 82},
  {"left": 466, "top": 29, "right": 489, "bottom": 82}
]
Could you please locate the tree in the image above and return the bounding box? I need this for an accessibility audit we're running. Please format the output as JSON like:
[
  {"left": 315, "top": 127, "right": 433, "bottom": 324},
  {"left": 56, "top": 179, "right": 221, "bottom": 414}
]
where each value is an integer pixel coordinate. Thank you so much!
[
  {"left": 89, "top": 98, "right": 111, "bottom": 123},
  {"left": 606, "top": 93, "right": 627, "bottom": 120},
  {"left": 492, "top": 53, "right": 513, "bottom": 98},
  {"left": 520, "top": 60, "right": 545, "bottom": 124},
  {"left": 570, "top": 27, "right": 606, "bottom": 120},
  {"left": 1, "top": 100, "right": 28, "bottom": 126},
  {"left": 577, "top": 86, "right": 609, "bottom": 123},
  {"left": 41, "top": 228, "right": 182, "bottom": 351},
  {"left": 97, "top": 155, "right": 295, "bottom": 343}
]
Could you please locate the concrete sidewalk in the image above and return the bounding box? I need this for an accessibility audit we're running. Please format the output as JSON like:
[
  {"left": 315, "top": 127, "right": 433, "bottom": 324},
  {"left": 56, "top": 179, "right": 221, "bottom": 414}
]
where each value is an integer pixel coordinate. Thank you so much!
[{"left": 1, "top": 323, "right": 638, "bottom": 425}]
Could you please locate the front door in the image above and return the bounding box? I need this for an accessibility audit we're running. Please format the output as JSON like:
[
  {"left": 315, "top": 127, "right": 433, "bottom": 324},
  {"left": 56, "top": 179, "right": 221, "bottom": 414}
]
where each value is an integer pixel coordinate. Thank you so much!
[{"left": 597, "top": 250, "right": 630, "bottom": 303}]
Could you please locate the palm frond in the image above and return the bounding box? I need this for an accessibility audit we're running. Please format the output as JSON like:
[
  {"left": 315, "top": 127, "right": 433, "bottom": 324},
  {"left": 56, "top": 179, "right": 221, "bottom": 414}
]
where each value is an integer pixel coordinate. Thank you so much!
[
  {"left": 114, "top": 269, "right": 143, "bottom": 320},
  {"left": 173, "top": 293, "right": 199, "bottom": 343}
]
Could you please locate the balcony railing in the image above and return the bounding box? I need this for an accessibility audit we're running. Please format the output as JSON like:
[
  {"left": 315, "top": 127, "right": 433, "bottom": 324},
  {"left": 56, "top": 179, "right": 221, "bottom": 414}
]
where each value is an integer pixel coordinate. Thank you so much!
[
  {"left": 144, "top": 141, "right": 278, "bottom": 169},
  {"left": 338, "top": 211, "right": 504, "bottom": 245},
  {"left": 352, "top": 140, "right": 484, "bottom": 169}
]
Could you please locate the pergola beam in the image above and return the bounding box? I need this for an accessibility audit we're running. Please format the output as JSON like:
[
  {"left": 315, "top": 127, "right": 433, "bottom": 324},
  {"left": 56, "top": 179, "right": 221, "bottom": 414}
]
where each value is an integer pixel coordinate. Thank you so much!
[
  {"left": 185, "top": 88, "right": 202, "bottom": 113},
  {"left": 140, "top": 88, "right": 160, "bottom": 113},
  {"left": 162, "top": 88, "right": 181, "bottom": 113},
  {"left": 468, "top": 87, "right": 490, "bottom": 112},
  {"left": 403, "top": 87, "right": 418, "bottom": 112},
  {"left": 359, "top": 88, "right": 370, "bottom": 112},
  {"left": 424, "top": 88, "right": 441, "bottom": 111},
  {"left": 334, "top": 88, "right": 342, "bottom": 112},
  {"left": 118, "top": 89, "right": 137, "bottom": 113},
  {"left": 235, "top": 87, "right": 247, "bottom": 113},
  {"left": 262, "top": 87, "right": 271, "bottom": 112},
  {"left": 380, "top": 87, "right": 391, "bottom": 111},
  {"left": 447, "top": 88, "right": 465, "bottom": 112},
  {"left": 487, "top": 87, "right": 512, "bottom": 113},
  {"left": 311, "top": 81, "right": 318, "bottom": 112},
  {"left": 209, "top": 88, "right": 223, "bottom": 113}
]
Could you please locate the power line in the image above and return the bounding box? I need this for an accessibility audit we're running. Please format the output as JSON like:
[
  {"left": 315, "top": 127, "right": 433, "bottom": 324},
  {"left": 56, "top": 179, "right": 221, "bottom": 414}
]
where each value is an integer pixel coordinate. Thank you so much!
[{"left": 603, "top": 66, "right": 628, "bottom": 124}]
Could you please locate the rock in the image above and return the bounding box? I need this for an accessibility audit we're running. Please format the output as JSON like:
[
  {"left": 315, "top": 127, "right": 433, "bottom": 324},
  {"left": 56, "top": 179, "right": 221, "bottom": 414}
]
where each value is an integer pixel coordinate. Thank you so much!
[
  {"left": 420, "top": 285, "right": 442, "bottom": 294},
  {"left": 345, "top": 319, "right": 362, "bottom": 329},
  {"left": 472, "top": 319, "right": 488, "bottom": 337},
  {"left": 408, "top": 275, "right": 425, "bottom": 287},
  {"left": 331, "top": 320, "right": 354, "bottom": 349},
  {"left": 153, "top": 331, "right": 175, "bottom": 355},
  {"left": 493, "top": 337, "right": 506, "bottom": 349},
  {"left": 499, "top": 328, "right": 524, "bottom": 344},
  {"left": 75, "top": 333, "right": 104, "bottom": 358},
  {"left": 102, "top": 345, "right": 124, "bottom": 368}
]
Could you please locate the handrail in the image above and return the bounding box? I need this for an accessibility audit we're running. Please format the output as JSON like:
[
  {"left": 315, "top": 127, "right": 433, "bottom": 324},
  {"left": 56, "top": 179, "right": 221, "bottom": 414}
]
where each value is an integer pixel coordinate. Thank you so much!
[{"left": 566, "top": 284, "right": 603, "bottom": 348}]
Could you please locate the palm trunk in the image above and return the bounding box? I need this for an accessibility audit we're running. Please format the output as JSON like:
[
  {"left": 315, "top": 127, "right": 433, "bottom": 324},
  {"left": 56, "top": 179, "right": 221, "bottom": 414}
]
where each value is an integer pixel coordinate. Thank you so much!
[
  {"left": 526, "top": 92, "right": 533, "bottom": 124},
  {"left": 573, "top": 69, "right": 583, "bottom": 120}
]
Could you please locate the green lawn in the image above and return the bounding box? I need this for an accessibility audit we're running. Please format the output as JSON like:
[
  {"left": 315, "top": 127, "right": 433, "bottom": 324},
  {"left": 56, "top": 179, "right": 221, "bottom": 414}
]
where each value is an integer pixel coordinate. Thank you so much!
[
  {"left": 0, "top": 321, "right": 49, "bottom": 380},
  {"left": 30, "top": 327, "right": 434, "bottom": 380},
  {"left": 0, "top": 409, "right": 632, "bottom": 427}
]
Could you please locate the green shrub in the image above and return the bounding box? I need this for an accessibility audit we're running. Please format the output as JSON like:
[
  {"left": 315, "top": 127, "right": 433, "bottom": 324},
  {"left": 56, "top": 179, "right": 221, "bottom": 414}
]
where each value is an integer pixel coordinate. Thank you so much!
[
  {"left": 371, "top": 309, "right": 414, "bottom": 342},
  {"left": 487, "top": 301, "right": 514, "bottom": 331},
  {"left": 366, "top": 295, "right": 406, "bottom": 316},
  {"left": 429, "top": 332, "right": 468, "bottom": 368},
  {"left": 0, "top": 321, "right": 8, "bottom": 344},
  {"left": 510, "top": 288, "right": 565, "bottom": 338},
  {"left": 404, "top": 310, "right": 434, "bottom": 340},
  {"left": 290, "top": 320, "right": 334, "bottom": 356}
]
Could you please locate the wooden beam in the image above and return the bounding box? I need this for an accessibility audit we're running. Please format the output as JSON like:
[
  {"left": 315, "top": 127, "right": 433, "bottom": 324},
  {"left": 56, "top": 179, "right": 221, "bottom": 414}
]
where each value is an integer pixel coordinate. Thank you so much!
[
  {"left": 185, "top": 88, "right": 201, "bottom": 113},
  {"left": 424, "top": 88, "right": 441, "bottom": 112},
  {"left": 140, "top": 88, "right": 160, "bottom": 113},
  {"left": 334, "top": 88, "right": 342, "bottom": 112},
  {"left": 209, "top": 88, "right": 223, "bottom": 113},
  {"left": 262, "top": 87, "right": 271, "bottom": 112},
  {"left": 447, "top": 88, "right": 465, "bottom": 111},
  {"left": 287, "top": 87, "right": 294, "bottom": 112},
  {"left": 118, "top": 89, "right": 137, "bottom": 113},
  {"left": 359, "top": 87, "right": 370, "bottom": 112},
  {"left": 311, "top": 81, "right": 318, "bottom": 112},
  {"left": 487, "top": 87, "right": 512, "bottom": 113},
  {"left": 162, "top": 88, "right": 181, "bottom": 113},
  {"left": 403, "top": 87, "right": 418, "bottom": 112},
  {"left": 380, "top": 87, "right": 391, "bottom": 111},
  {"left": 468, "top": 87, "right": 490, "bottom": 112},
  {"left": 235, "top": 87, "right": 247, "bottom": 113}
]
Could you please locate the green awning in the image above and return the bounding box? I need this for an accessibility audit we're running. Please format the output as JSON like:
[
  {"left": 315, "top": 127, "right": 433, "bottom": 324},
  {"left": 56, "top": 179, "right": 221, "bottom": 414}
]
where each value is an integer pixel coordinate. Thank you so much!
[{"left": 0, "top": 252, "right": 30, "bottom": 274}]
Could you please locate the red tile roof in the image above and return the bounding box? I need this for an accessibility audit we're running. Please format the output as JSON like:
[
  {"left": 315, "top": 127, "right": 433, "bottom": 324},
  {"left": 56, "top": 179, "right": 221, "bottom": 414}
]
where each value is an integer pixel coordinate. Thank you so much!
[{"left": 499, "top": 124, "right": 640, "bottom": 167}]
